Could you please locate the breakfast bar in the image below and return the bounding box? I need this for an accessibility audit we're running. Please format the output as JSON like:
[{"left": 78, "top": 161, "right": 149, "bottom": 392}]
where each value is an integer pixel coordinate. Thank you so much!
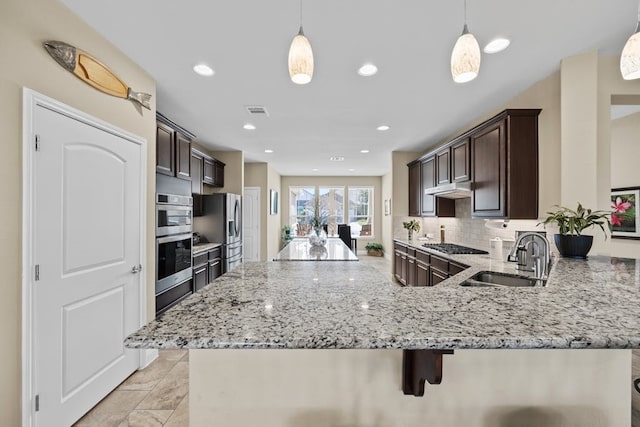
[{"left": 126, "top": 248, "right": 640, "bottom": 426}]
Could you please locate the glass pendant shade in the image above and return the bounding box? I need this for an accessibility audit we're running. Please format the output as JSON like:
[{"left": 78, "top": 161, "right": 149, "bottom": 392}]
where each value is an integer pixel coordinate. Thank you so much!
[
  {"left": 288, "top": 27, "right": 314, "bottom": 84},
  {"left": 451, "top": 25, "right": 481, "bottom": 83},
  {"left": 621, "top": 24, "right": 640, "bottom": 80}
]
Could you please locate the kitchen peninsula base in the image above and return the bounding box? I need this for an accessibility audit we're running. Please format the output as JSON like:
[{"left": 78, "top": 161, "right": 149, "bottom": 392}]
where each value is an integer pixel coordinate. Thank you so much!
[{"left": 190, "top": 349, "right": 630, "bottom": 427}]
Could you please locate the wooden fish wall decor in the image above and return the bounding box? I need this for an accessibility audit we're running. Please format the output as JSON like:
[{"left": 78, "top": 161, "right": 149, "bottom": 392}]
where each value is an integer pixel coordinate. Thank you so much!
[{"left": 43, "top": 40, "right": 152, "bottom": 110}]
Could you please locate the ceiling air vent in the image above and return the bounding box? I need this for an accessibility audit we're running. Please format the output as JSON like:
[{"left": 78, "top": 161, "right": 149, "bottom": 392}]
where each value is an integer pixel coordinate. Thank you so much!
[
  {"left": 245, "top": 105, "right": 269, "bottom": 116},
  {"left": 330, "top": 156, "right": 345, "bottom": 162}
]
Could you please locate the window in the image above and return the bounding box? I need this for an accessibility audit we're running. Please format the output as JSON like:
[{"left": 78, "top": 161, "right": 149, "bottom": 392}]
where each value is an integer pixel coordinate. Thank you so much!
[
  {"left": 319, "top": 187, "right": 344, "bottom": 237},
  {"left": 348, "top": 187, "right": 374, "bottom": 237},
  {"left": 288, "top": 185, "right": 375, "bottom": 238},
  {"left": 289, "top": 187, "right": 315, "bottom": 236}
]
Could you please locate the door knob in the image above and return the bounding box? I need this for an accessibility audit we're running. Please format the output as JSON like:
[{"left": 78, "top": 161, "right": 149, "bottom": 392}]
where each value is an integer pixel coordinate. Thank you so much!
[{"left": 131, "top": 264, "right": 143, "bottom": 274}]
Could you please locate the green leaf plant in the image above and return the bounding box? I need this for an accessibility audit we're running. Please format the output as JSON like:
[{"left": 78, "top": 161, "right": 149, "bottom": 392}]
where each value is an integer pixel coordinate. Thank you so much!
[{"left": 540, "top": 203, "right": 611, "bottom": 239}]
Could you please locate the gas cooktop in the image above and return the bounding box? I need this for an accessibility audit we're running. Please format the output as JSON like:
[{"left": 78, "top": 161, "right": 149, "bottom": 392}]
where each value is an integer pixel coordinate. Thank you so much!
[{"left": 421, "top": 243, "right": 489, "bottom": 255}]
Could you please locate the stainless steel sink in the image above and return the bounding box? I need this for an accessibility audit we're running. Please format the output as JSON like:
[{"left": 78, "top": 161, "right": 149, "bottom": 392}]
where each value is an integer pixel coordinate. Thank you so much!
[{"left": 460, "top": 271, "right": 545, "bottom": 287}]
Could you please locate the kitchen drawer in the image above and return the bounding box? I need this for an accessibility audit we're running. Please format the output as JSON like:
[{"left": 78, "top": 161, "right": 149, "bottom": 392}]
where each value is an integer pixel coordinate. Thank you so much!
[
  {"left": 430, "top": 255, "right": 449, "bottom": 273},
  {"left": 193, "top": 264, "right": 208, "bottom": 292},
  {"left": 193, "top": 252, "right": 208, "bottom": 268},
  {"left": 416, "top": 250, "right": 430, "bottom": 265},
  {"left": 209, "top": 259, "right": 222, "bottom": 283},
  {"left": 450, "top": 262, "right": 468, "bottom": 276},
  {"left": 394, "top": 242, "right": 407, "bottom": 253},
  {"left": 156, "top": 278, "right": 192, "bottom": 316},
  {"left": 407, "top": 248, "right": 416, "bottom": 258},
  {"left": 430, "top": 268, "right": 448, "bottom": 286},
  {"left": 209, "top": 246, "right": 222, "bottom": 260}
]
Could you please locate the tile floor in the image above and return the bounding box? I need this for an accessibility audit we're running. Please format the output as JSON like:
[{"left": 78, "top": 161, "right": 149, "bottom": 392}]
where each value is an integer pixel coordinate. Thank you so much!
[{"left": 73, "top": 349, "right": 189, "bottom": 427}]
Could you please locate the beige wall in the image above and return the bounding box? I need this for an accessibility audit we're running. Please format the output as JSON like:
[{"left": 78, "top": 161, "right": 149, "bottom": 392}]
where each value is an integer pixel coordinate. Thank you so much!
[
  {"left": 381, "top": 170, "right": 393, "bottom": 260},
  {"left": 211, "top": 151, "right": 244, "bottom": 195},
  {"left": 267, "top": 165, "right": 282, "bottom": 259},
  {"left": 391, "top": 152, "right": 420, "bottom": 218},
  {"left": 281, "top": 176, "right": 382, "bottom": 250},
  {"left": 0, "top": 0, "right": 156, "bottom": 423},
  {"left": 244, "top": 163, "right": 282, "bottom": 261},
  {"left": 611, "top": 112, "right": 640, "bottom": 188},
  {"left": 610, "top": 112, "right": 640, "bottom": 258},
  {"left": 597, "top": 56, "right": 640, "bottom": 257}
]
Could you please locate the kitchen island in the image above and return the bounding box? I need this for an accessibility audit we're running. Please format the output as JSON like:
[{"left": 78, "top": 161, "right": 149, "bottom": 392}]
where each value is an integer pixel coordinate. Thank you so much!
[
  {"left": 273, "top": 237, "right": 358, "bottom": 261},
  {"left": 126, "top": 249, "right": 640, "bottom": 426}
]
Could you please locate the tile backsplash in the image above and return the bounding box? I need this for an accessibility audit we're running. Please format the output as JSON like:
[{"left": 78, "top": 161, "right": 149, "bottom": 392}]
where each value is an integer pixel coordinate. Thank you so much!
[{"left": 393, "top": 198, "right": 551, "bottom": 251}]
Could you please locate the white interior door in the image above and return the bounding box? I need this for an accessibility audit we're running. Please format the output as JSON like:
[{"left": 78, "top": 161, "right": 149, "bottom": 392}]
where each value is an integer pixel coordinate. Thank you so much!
[
  {"left": 30, "top": 100, "right": 144, "bottom": 426},
  {"left": 243, "top": 187, "right": 260, "bottom": 261}
]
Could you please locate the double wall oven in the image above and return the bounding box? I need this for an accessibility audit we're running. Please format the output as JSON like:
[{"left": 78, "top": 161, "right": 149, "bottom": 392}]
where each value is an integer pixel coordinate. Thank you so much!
[{"left": 155, "top": 193, "right": 193, "bottom": 314}]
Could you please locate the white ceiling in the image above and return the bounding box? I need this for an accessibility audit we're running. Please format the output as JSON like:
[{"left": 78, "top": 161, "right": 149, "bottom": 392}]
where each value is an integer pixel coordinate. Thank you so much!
[{"left": 62, "top": 0, "right": 637, "bottom": 176}]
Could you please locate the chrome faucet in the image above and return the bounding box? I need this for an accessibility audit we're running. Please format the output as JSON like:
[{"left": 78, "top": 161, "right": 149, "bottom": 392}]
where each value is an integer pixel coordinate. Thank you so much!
[{"left": 507, "top": 232, "right": 552, "bottom": 279}]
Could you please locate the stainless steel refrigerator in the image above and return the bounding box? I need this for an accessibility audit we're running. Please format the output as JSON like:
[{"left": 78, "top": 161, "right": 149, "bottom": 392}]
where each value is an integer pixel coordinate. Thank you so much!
[{"left": 196, "top": 193, "right": 243, "bottom": 272}]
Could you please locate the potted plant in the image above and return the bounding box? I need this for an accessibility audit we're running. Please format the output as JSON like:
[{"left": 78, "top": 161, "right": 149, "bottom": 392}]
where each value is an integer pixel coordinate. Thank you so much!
[
  {"left": 540, "top": 203, "right": 610, "bottom": 258},
  {"left": 365, "top": 242, "right": 384, "bottom": 257},
  {"left": 402, "top": 219, "right": 421, "bottom": 241}
]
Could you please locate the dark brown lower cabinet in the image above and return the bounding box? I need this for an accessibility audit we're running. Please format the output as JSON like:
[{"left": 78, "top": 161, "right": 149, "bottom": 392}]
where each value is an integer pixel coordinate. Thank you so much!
[
  {"left": 193, "top": 264, "right": 208, "bottom": 292},
  {"left": 208, "top": 258, "right": 222, "bottom": 282},
  {"left": 430, "top": 268, "right": 448, "bottom": 286},
  {"left": 394, "top": 250, "right": 403, "bottom": 283},
  {"left": 393, "top": 240, "right": 468, "bottom": 286},
  {"left": 416, "top": 262, "right": 429, "bottom": 287},
  {"left": 407, "top": 256, "right": 416, "bottom": 287}
]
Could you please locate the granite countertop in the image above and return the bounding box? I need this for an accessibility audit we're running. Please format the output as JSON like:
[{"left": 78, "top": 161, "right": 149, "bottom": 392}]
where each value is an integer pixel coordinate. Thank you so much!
[
  {"left": 193, "top": 242, "right": 222, "bottom": 254},
  {"left": 126, "top": 239, "right": 640, "bottom": 350},
  {"left": 273, "top": 237, "right": 359, "bottom": 261}
]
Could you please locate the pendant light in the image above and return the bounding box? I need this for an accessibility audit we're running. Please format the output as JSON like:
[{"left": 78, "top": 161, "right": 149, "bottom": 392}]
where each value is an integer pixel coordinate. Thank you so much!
[
  {"left": 450, "top": 0, "right": 481, "bottom": 83},
  {"left": 620, "top": 1, "right": 640, "bottom": 80},
  {"left": 288, "top": 0, "right": 314, "bottom": 84}
]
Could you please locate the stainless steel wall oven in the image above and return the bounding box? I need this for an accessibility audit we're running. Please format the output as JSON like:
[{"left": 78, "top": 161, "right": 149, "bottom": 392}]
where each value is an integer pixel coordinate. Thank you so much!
[{"left": 155, "top": 193, "right": 193, "bottom": 311}]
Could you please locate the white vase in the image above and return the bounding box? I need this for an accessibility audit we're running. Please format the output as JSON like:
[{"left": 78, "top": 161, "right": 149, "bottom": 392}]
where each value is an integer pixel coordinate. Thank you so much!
[{"left": 308, "top": 229, "right": 327, "bottom": 247}]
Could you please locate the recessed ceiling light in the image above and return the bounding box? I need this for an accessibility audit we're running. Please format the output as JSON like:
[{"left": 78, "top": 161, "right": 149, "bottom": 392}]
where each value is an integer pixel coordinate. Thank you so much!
[
  {"left": 330, "top": 156, "right": 345, "bottom": 162},
  {"left": 312, "top": 168, "right": 319, "bottom": 172},
  {"left": 358, "top": 63, "right": 378, "bottom": 77},
  {"left": 360, "top": 149, "right": 370, "bottom": 154},
  {"left": 264, "top": 149, "right": 273, "bottom": 153},
  {"left": 484, "top": 38, "right": 511, "bottom": 54},
  {"left": 348, "top": 168, "right": 355, "bottom": 172},
  {"left": 193, "top": 63, "right": 214, "bottom": 76},
  {"left": 243, "top": 123, "right": 256, "bottom": 130},
  {"left": 377, "top": 125, "right": 390, "bottom": 131}
]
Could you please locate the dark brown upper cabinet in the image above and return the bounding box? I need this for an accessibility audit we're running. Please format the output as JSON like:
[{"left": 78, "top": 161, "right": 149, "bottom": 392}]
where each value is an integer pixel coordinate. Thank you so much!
[
  {"left": 156, "top": 113, "right": 193, "bottom": 181},
  {"left": 192, "top": 148, "right": 225, "bottom": 191},
  {"left": 213, "top": 161, "right": 225, "bottom": 187},
  {"left": 156, "top": 122, "right": 175, "bottom": 176},
  {"left": 471, "top": 109, "right": 541, "bottom": 219},
  {"left": 408, "top": 161, "right": 421, "bottom": 217},
  {"left": 436, "top": 149, "right": 450, "bottom": 185},
  {"left": 191, "top": 150, "right": 203, "bottom": 195},
  {"left": 176, "top": 133, "right": 191, "bottom": 181},
  {"left": 203, "top": 157, "right": 215, "bottom": 185},
  {"left": 451, "top": 139, "right": 470, "bottom": 183},
  {"left": 420, "top": 157, "right": 436, "bottom": 216},
  {"left": 409, "top": 108, "right": 540, "bottom": 220}
]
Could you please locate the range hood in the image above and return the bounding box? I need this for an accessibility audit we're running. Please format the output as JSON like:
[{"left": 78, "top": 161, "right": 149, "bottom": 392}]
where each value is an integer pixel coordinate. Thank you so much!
[{"left": 423, "top": 181, "right": 472, "bottom": 199}]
